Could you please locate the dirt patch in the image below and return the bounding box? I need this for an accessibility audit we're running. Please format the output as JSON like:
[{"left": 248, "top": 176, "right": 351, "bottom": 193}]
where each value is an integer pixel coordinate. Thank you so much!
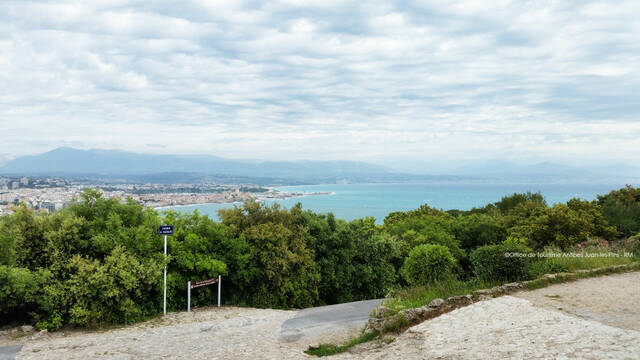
[{"left": 514, "top": 271, "right": 640, "bottom": 331}]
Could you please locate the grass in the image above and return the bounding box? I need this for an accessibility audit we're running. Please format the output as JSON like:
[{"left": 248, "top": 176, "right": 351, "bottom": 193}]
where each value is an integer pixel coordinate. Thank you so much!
[
  {"left": 305, "top": 331, "right": 380, "bottom": 357},
  {"left": 382, "top": 278, "right": 498, "bottom": 314}
]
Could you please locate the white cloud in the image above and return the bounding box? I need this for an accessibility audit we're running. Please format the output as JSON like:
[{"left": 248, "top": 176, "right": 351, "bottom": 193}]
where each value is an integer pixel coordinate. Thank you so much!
[{"left": 0, "top": 0, "right": 639, "bottom": 169}]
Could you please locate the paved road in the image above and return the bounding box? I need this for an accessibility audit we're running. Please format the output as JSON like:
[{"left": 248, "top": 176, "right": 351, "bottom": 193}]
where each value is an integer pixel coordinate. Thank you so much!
[
  {"left": 0, "top": 345, "right": 21, "bottom": 360},
  {"left": 280, "top": 299, "right": 382, "bottom": 342}
]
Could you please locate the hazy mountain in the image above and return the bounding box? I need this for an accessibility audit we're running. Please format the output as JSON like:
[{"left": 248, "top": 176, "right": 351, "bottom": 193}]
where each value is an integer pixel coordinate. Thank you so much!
[
  {"left": 0, "top": 154, "right": 13, "bottom": 167},
  {"left": 451, "top": 160, "right": 589, "bottom": 176},
  {"left": 446, "top": 159, "right": 640, "bottom": 183},
  {"left": 0, "top": 147, "right": 395, "bottom": 180}
]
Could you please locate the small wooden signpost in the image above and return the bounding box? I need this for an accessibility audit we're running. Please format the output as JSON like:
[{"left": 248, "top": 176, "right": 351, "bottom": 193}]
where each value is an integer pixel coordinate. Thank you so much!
[{"left": 187, "top": 275, "right": 222, "bottom": 312}]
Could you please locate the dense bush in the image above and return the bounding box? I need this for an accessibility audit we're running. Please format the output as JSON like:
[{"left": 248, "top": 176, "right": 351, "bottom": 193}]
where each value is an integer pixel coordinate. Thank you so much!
[
  {"left": 0, "top": 265, "right": 50, "bottom": 322},
  {"left": 505, "top": 199, "right": 617, "bottom": 250},
  {"left": 401, "top": 244, "right": 455, "bottom": 286},
  {"left": 452, "top": 213, "right": 507, "bottom": 250},
  {"left": 598, "top": 185, "right": 640, "bottom": 237},
  {"left": 470, "top": 244, "right": 530, "bottom": 282},
  {"left": 46, "top": 246, "right": 163, "bottom": 327}
]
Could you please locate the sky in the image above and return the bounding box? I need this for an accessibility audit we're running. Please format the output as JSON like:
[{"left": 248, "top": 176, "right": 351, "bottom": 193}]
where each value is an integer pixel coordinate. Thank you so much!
[{"left": 1, "top": 0, "right": 639, "bottom": 172}]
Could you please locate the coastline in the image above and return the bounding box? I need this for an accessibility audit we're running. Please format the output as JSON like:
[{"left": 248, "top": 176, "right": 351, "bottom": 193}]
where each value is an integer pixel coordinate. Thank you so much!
[{"left": 153, "top": 190, "right": 333, "bottom": 210}]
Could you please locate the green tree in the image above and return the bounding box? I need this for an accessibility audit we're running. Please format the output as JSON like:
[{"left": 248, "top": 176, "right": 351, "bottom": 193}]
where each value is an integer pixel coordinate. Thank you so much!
[
  {"left": 240, "top": 222, "right": 319, "bottom": 308},
  {"left": 597, "top": 185, "right": 640, "bottom": 237},
  {"left": 401, "top": 244, "right": 455, "bottom": 286}
]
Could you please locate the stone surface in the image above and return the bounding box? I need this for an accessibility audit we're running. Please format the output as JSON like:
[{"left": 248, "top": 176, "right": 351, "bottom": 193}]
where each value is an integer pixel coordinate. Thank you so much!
[
  {"left": 19, "top": 326, "right": 33, "bottom": 333},
  {"left": 428, "top": 298, "right": 444, "bottom": 308},
  {"left": 445, "top": 295, "right": 473, "bottom": 307},
  {"left": 515, "top": 271, "right": 640, "bottom": 331},
  {"left": 336, "top": 295, "right": 640, "bottom": 359}
]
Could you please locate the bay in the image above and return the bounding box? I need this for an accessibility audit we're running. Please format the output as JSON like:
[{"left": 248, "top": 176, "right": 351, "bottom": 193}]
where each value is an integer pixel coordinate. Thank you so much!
[{"left": 162, "top": 182, "right": 633, "bottom": 223}]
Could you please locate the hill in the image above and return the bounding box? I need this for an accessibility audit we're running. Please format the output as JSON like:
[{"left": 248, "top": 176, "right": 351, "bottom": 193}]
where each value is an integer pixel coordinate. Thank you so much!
[{"left": 0, "top": 147, "right": 395, "bottom": 181}]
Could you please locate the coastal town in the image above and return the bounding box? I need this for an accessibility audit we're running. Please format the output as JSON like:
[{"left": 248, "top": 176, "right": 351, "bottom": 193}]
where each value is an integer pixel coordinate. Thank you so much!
[{"left": 0, "top": 176, "right": 320, "bottom": 215}]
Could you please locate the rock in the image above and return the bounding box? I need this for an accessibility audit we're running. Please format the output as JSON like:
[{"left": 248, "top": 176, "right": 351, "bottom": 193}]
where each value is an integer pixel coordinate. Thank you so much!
[
  {"left": 365, "top": 318, "right": 385, "bottom": 333},
  {"left": 446, "top": 295, "right": 473, "bottom": 307},
  {"left": 422, "top": 307, "right": 439, "bottom": 320},
  {"left": 375, "top": 305, "right": 392, "bottom": 318},
  {"left": 429, "top": 298, "right": 445, "bottom": 309},
  {"left": 478, "top": 295, "right": 493, "bottom": 301},
  {"left": 399, "top": 309, "right": 420, "bottom": 323},
  {"left": 32, "top": 329, "right": 48, "bottom": 340},
  {"left": 489, "top": 286, "right": 506, "bottom": 296},
  {"left": 20, "top": 325, "right": 34, "bottom": 333},
  {"left": 502, "top": 282, "right": 522, "bottom": 293},
  {"left": 473, "top": 289, "right": 492, "bottom": 296}
]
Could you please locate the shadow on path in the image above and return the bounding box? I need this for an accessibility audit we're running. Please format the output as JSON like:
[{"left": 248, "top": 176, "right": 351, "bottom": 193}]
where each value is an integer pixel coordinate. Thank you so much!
[
  {"left": 0, "top": 345, "right": 22, "bottom": 360},
  {"left": 280, "top": 299, "right": 382, "bottom": 342}
]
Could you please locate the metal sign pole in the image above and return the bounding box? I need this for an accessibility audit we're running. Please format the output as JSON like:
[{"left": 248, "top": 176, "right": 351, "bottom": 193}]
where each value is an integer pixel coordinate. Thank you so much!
[
  {"left": 187, "top": 281, "right": 191, "bottom": 313},
  {"left": 163, "top": 234, "right": 167, "bottom": 316},
  {"left": 217, "top": 275, "right": 221, "bottom": 307}
]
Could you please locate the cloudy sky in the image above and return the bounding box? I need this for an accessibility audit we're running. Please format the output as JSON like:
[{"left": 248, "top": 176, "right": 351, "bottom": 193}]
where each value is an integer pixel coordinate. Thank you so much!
[{"left": 1, "top": 0, "right": 639, "bottom": 171}]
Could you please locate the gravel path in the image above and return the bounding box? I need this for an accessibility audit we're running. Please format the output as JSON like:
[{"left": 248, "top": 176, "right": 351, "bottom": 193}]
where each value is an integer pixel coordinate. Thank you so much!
[
  {"left": 4, "top": 272, "right": 639, "bottom": 359},
  {"left": 514, "top": 271, "right": 640, "bottom": 331},
  {"left": 337, "top": 271, "right": 640, "bottom": 359}
]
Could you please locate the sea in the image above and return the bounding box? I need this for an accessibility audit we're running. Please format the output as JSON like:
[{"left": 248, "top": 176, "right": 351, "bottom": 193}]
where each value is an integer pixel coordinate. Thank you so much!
[{"left": 162, "top": 182, "right": 633, "bottom": 224}]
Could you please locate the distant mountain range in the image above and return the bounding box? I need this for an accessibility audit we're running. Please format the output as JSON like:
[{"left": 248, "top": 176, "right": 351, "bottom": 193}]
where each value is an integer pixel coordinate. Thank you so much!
[
  {"left": 448, "top": 159, "right": 640, "bottom": 181},
  {"left": 0, "top": 147, "right": 396, "bottom": 182},
  {"left": 1, "top": 148, "right": 638, "bottom": 185}
]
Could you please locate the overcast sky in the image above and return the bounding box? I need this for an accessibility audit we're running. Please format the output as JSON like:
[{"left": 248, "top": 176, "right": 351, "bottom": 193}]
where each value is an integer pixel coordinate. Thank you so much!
[{"left": 1, "top": 0, "right": 639, "bottom": 171}]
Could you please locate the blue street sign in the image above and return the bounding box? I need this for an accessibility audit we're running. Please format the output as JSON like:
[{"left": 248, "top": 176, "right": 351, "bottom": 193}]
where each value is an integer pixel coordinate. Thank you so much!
[{"left": 158, "top": 225, "right": 174, "bottom": 235}]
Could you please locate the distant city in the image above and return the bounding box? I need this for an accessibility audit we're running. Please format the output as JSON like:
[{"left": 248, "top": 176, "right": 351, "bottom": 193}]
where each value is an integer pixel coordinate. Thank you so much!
[{"left": 0, "top": 176, "right": 313, "bottom": 216}]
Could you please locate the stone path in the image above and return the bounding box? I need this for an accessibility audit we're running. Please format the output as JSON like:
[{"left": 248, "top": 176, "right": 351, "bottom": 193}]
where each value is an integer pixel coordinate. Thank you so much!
[
  {"left": 336, "top": 271, "right": 640, "bottom": 359},
  {"left": 514, "top": 271, "right": 640, "bottom": 331},
  {"left": 2, "top": 272, "right": 638, "bottom": 359}
]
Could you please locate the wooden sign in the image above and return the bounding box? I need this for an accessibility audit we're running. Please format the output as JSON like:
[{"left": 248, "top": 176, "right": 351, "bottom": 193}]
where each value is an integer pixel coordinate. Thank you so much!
[
  {"left": 188, "top": 275, "right": 222, "bottom": 312},
  {"left": 190, "top": 277, "right": 219, "bottom": 289}
]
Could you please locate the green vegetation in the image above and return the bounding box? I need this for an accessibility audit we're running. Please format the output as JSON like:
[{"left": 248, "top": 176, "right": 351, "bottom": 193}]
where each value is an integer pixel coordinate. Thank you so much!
[
  {"left": 401, "top": 244, "right": 455, "bottom": 286},
  {"left": 1, "top": 186, "right": 639, "bottom": 332},
  {"left": 305, "top": 331, "right": 380, "bottom": 357},
  {"left": 598, "top": 185, "right": 640, "bottom": 237},
  {"left": 470, "top": 243, "right": 530, "bottom": 282},
  {"left": 383, "top": 278, "right": 497, "bottom": 313}
]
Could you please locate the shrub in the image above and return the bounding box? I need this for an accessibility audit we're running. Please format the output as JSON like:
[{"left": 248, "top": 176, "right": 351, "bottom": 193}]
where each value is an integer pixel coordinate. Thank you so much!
[
  {"left": 401, "top": 244, "right": 455, "bottom": 286},
  {"left": 453, "top": 213, "right": 507, "bottom": 250},
  {"left": 470, "top": 244, "right": 529, "bottom": 282},
  {"left": 597, "top": 185, "right": 640, "bottom": 237},
  {"left": 46, "top": 246, "right": 163, "bottom": 327},
  {"left": 0, "top": 266, "right": 50, "bottom": 322},
  {"left": 506, "top": 200, "right": 617, "bottom": 250},
  {"left": 239, "top": 222, "right": 320, "bottom": 309}
]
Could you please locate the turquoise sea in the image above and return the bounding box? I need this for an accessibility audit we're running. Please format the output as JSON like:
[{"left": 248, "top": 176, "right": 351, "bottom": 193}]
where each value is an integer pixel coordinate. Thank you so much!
[{"left": 164, "top": 182, "right": 633, "bottom": 223}]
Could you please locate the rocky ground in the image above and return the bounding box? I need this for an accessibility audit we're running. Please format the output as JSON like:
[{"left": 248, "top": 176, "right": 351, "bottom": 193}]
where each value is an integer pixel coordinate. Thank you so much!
[{"left": 1, "top": 271, "right": 638, "bottom": 359}]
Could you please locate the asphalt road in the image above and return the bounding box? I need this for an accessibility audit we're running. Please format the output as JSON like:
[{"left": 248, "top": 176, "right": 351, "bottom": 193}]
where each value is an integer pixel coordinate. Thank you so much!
[
  {"left": 0, "top": 345, "right": 21, "bottom": 360},
  {"left": 279, "top": 299, "right": 382, "bottom": 342}
]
